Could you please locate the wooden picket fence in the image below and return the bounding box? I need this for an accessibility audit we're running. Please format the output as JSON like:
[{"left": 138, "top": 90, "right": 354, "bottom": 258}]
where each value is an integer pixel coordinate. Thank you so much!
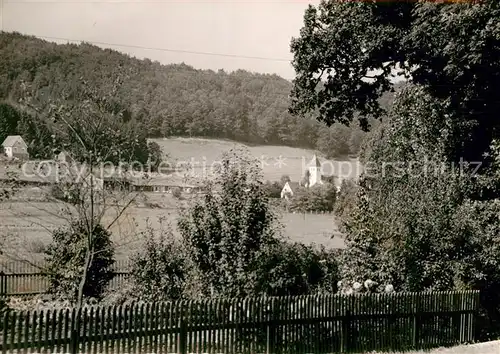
[
  {"left": 0, "top": 290, "right": 480, "bottom": 353},
  {"left": 0, "top": 260, "right": 130, "bottom": 298}
]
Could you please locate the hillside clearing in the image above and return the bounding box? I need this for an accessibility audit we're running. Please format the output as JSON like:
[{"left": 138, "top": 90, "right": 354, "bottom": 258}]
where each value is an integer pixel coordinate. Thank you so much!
[{"left": 153, "top": 137, "right": 362, "bottom": 184}]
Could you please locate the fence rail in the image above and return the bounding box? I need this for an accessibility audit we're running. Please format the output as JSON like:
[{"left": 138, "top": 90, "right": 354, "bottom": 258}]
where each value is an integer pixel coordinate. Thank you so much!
[
  {"left": 0, "top": 260, "right": 131, "bottom": 273},
  {"left": 0, "top": 291, "right": 480, "bottom": 353},
  {"left": 0, "top": 260, "right": 131, "bottom": 298}
]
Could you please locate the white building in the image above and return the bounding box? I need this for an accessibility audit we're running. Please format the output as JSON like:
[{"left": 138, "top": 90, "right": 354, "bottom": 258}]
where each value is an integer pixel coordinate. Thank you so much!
[
  {"left": 1, "top": 135, "right": 29, "bottom": 160},
  {"left": 306, "top": 154, "right": 323, "bottom": 187},
  {"left": 280, "top": 181, "right": 300, "bottom": 199},
  {"left": 280, "top": 154, "right": 326, "bottom": 199}
]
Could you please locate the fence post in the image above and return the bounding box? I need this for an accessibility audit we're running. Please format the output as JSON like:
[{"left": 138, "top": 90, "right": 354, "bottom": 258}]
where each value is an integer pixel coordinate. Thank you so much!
[
  {"left": 2, "top": 311, "right": 8, "bottom": 354},
  {"left": 0, "top": 272, "right": 6, "bottom": 298},
  {"left": 70, "top": 308, "right": 80, "bottom": 354},
  {"left": 178, "top": 302, "right": 188, "bottom": 354},
  {"left": 266, "top": 298, "right": 275, "bottom": 354},
  {"left": 178, "top": 319, "right": 187, "bottom": 354},
  {"left": 412, "top": 294, "right": 420, "bottom": 349},
  {"left": 340, "top": 309, "right": 350, "bottom": 353},
  {"left": 472, "top": 290, "right": 480, "bottom": 343}
]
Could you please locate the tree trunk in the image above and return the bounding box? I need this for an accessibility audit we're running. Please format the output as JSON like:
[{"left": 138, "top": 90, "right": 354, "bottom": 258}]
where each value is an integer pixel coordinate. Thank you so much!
[{"left": 77, "top": 247, "right": 91, "bottom": 307}]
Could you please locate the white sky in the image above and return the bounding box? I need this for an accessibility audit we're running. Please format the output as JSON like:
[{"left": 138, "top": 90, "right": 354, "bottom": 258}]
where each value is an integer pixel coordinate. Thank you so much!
[{"left": 1, "top": 0, "right": 321, "bottom": 80}]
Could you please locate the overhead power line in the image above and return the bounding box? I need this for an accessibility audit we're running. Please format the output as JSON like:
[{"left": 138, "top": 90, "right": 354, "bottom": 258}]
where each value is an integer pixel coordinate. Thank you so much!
[
  {"left": 5, "top": 1, "right": 321, "bottom": 4},
  {"left": 35, "top": 35, "right": 293, "bottom": 62}
]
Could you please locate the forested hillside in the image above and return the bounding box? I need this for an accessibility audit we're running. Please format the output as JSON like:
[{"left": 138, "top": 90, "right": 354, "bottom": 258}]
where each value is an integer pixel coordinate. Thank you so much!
[{"left": 0, "top": 32, "right": 399, "bottom": 159}]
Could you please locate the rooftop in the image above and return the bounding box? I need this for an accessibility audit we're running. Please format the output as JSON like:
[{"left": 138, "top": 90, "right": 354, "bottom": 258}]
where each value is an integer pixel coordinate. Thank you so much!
[
  {"left": 1, "top": 135, "right": 25, "bottom": 148},
  {"left": 307, "top": 154, "right": 322, "bottom": 168}
]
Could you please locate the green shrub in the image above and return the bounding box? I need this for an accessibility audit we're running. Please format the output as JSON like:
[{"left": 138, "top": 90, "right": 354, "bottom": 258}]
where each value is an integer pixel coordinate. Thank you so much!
[
  {"left": 252, "top": 241, "right": 339, "bottom": 296},
  {"left": 177, "top": 149, "right": 280, "bottom": 298},
  {"left": 172, "top": 187, "right": 182, "bottom": 199},
  {"left": 27, "top": 239, "right": 47, "bottom": 254},
  {"left": 289, "top": 184, "right": 337, "bottom": 213},
  {"left": 43, "top": 221, "right": 115, "bottom": 302},
  {"left": 129, "top": 221, "right": 186, "bottom": 302},
  {"left": 263, "top": 180, "right": 282, "bottom": 198}
]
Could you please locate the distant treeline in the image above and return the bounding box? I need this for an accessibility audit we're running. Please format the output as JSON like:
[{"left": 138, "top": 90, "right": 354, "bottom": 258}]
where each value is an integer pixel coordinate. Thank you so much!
[{"left": 0, "top": 32, "right": 401, "bottom": 159}]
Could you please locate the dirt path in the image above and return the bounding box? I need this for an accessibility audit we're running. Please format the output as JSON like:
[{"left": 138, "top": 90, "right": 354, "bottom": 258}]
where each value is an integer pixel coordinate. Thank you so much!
[{"left": 372, "top": 341, "right": 500, "bottom": 354}]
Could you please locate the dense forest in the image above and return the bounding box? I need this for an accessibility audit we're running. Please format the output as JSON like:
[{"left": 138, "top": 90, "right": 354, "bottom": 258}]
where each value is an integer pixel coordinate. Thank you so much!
[{"left": 0, "top": 32, "right": 400, "bottom": 159}]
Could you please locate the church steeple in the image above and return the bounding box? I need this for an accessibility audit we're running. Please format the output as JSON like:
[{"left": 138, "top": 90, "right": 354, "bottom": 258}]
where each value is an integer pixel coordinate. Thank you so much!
[{"left": 307, "top": 154, "right": 322, "bottom": 187}]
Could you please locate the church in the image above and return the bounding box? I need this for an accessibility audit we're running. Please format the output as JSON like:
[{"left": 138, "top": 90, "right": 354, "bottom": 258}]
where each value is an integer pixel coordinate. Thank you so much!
[{"left": 280, "top": 154, "right": 338, "bottom": 199}]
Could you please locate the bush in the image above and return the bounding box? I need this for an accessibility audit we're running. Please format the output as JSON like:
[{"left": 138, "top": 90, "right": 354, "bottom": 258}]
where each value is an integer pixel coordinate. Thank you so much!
[
  {"left": 49, "top": 183, "right": 82, "bottom": 204},
  {"left": 27, "top": 238, "right": 47, "bottom": 254},
  {"left": 289, "top": 184, "right": 337, "bottom": 213},
  {"left": 43, "top": 221, "right": 115, "bottom": 302},
  {"left": 101, "top": 281, "right": 138, "bottom": 306},
  {"left": 177, "top": 149, "right": 280, "bottom": 298},
  {"left": 172, "top": 187, "right": 182, "bottom": 199},
  {"left": 128, "top": 221, "right": 186, "bottom": 302},
  {"left": 263, "top": 180, "right": 282, "bottom": 198},
  {"left": 252, "top": 241, "right": 339, "bottom": 296},
  {"left": 333, "top": 179, "right": 358, "bottom": 226}
]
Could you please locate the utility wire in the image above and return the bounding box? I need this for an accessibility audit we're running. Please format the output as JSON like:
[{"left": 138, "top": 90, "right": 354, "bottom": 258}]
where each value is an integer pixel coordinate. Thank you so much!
[
  {"left": 5, "top": 1, "right": 321, "bottom": 3},
  {"left": 36, "top": 35, "right": 294, "bottom": 62}
]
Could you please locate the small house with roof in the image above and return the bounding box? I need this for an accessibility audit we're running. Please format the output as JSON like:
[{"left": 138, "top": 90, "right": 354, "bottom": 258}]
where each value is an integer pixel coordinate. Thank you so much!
[
  {"left": 280, "top": 181, "right": 301, "bottom": 199},
  {"left": 1, "top": 135, "right": 29, "bottom": 160}
]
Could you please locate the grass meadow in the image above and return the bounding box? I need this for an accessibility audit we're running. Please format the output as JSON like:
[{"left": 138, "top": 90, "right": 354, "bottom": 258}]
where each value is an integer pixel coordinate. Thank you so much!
[
  {"left": 0, "top": 198, "right": 345, "bottom": 266},
  {"left": 152, "top": 137, "right": 362, "bottom": 185}
]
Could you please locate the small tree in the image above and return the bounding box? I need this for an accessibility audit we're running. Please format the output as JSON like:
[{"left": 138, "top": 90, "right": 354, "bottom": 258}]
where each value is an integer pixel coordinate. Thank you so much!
[
  {"left": 147, "top": 141, "right": 163, "bottom": 172},
  {"left": 289, "top": 184, "right": 337, "bottom": 213},
  {"left": 338, "top": 177, "right": 383, "bottom": 290},
  {"left": 280, "top": 174, "right": 291, "bottom": 185},
  {"left": 263, "top": 180, "right": 282, "bottom": 198},
  {"left": 44, "top": 221, "right": 115, "bottom": 301},
  {"left": 301, "top": 170, "right": 311, "bottom": 187},
  {"left": 178, "top": 148, "right": 280, "bottom": 298}
]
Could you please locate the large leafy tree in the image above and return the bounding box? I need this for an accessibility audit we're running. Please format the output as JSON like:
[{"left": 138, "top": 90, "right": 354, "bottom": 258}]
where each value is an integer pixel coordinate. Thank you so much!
[
  {"left": 290, "top": 0, "right": 500, "bottom": 166},
  {"left": 292, "top": 0, "right": 500, "bottom": 338},
  {"left": 339, "top": 85, "right": 500, "bottom": 339}
]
